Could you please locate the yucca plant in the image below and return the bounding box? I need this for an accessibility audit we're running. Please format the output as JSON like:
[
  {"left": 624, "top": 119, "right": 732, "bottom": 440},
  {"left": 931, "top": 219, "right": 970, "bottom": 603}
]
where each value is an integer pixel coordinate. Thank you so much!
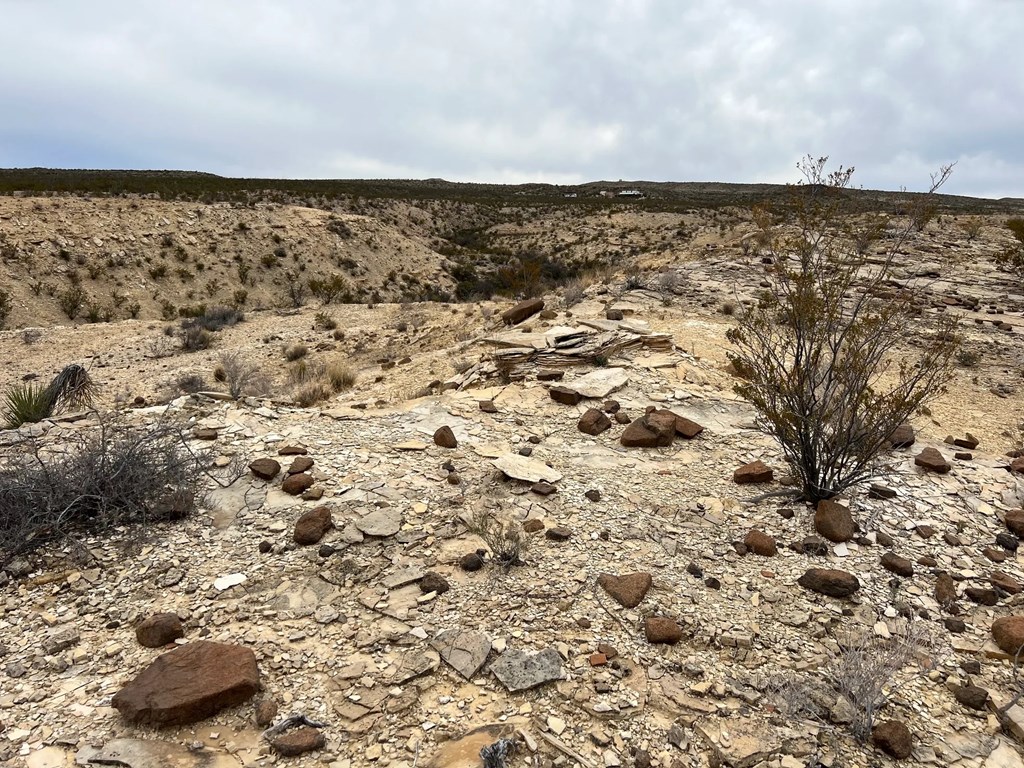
[{"left": 2, "top": 364, "right": 96, "bottom": 429}]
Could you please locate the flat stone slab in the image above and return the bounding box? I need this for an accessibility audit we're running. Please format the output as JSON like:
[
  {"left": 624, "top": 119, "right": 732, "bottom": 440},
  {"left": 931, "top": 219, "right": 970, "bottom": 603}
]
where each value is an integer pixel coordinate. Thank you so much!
[
  {"left": 491, "top": 454, "right": 562, "bottom": 484},
  {"left": 356, "top": 511, "right": 402, "bottom": 537},
  {"left": 489, "top": 647, "right": 564, "bottom": 692},
  {"left": 431, "top": 629, "right": 491, "bottom": 679},
  {"left": 81, "top": 738, "right": 242, "bottom": 768},
  {"left": 111, "top": 641, "right": 259, "bottom": 726},
  {"left": 562, "top": 367, "right": 629, "bottom": 398}
]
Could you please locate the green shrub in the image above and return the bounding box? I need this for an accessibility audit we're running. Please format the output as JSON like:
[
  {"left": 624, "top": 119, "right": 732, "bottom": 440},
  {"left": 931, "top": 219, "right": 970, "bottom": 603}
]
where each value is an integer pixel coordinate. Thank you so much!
[
  {"left": 57, "top": 285, "right": 86, "bottom": 319},
  {"left": 0, "top": 289, "right": 10, "bottom": 329},
  {"left": 308, "top": 273, "right": 352, "bottom": 304}
]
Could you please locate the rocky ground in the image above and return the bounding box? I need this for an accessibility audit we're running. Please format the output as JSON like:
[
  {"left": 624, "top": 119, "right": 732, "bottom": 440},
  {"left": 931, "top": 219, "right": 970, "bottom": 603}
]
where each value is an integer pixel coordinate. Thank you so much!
[{"left": 2, "top": 197, "right": 1024, "bottom": 768}]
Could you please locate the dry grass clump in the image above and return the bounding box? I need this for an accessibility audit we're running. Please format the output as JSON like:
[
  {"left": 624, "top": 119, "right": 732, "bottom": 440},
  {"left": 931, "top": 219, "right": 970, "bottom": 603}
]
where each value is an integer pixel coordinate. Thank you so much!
[
  {"left": 288, "top": 357, "right": 355, "bottom": 407},
  {"left": 326, "top": 360, "right": 356, "bottom": 392},
  {"left": 294, "top": 379, "right": 334, "bottom": 407},
  {"left": 283, "top": 343, "right": 308, "bottom": 362}
]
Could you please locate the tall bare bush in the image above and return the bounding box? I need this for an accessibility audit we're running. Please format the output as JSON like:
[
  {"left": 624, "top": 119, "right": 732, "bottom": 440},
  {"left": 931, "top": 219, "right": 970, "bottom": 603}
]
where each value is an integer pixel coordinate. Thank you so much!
[{"left": 727, "top": 157, "right": 959, "bottom": 502}]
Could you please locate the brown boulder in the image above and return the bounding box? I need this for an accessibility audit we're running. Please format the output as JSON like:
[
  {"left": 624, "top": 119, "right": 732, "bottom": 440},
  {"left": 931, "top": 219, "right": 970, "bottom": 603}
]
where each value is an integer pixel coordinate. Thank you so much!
[
  {"left": 135, "top": 613, "right": 184, "bottom": 648},
  {"left": 953, "top": 685, "right": 989, "bottom": 710},
  {"left": 271, "top": 727, "right": 326, "bottom": 756},
  {"left": 733, "top": 460, "right": 773, "bottom": 484},
  {"left": 935, "top": 572, "right": 958, "bottom": 609},
  {"left": 991, "top": 571, "right": 1022, "bottom": 595},
  {"left": 889, "top": 423, "right": 916, "bottom": 448},
  {"left": 549, "top": 386, "right": 583, "bottom": 406},
  {"left": 578, "top": 408, "right": 612, "bottom": 436},
  {"left": 872, "top": 720, "right": 912, "bottom": 759},
  {"left": 880, "top": 552, "right": 914, "bottom": 578},
  {"left": 502, "top": 298, "right": 544, "bottom": 325},
  {"left": 992, "top": 616, "right": 1024, "bottom": 656},
  {"left": 915, "top": 447, "right": 950, "bottom": 474},
  {"left": 620, "top": 414, "right": 675, "bottom": 448},
  {"left": 287, "top": 456, "right": 314, "bottom": 474},
  {"left": 814, "top": 500, "right": 855, "bottom": 543},
  {"left": 433, "top": 425, "right": 458, "bottom": 448},
  {"left": 249, "top": 458, "right": 281, "bottom": 481},
  {"left": 597, "top": 573, "right": 653, "bottom": 608},
  {"left": 797, "top": 568, "right": 860, "bottom": 598},
  {"left": 1005, "top": 510, "right": 1024, "bottom": 537},
  {"left": 281, "top": 472, "right": 315, "bottom": 495},
  {"left": 743, "top": 529, "right": 777, "bottom": 557},
  {"left": 111, "top": 641, "right": 259, "bottom": 726},
  {"left": 293, "top": 506, "right": 333, "bottom": 545},
  {"left": 644, "top": 617, "right": 682, "bottom": 645}
]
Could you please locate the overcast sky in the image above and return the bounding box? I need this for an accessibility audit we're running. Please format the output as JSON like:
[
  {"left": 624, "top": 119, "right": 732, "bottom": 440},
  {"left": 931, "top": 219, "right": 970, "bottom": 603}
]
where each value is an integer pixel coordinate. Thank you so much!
[{"left": 2, "top": 0, "right": 1022, "bottom": 197}]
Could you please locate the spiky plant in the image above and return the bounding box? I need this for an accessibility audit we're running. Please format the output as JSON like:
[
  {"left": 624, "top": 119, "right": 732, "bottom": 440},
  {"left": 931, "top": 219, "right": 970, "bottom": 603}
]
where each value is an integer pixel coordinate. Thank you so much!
[{"left": 2, "top": 364, "right": 95, "bottom": 429}]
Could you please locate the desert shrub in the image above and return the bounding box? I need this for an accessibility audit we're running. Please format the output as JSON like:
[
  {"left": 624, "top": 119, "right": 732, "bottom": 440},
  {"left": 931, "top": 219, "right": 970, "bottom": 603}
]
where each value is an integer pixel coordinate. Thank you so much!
[
  {"left": 192, "top": 305, "right": 243, "bottom": 331},
  {"left": 326, "top": 217, "right": 354, "bottom": 238},
  {"left": 176, "top": 373, "right": 207, "bottom": 393},
  {"left": 2, "top": 364, "right": 96, "bottom": 429},
  {"left": 0, "top": 289, "right": 10, "bottom": 329},
  {"left": 0, "top": 418, "right": 206, "bottom": 567},
  {"left": 21, "top": 328, "right": 42, "bottom": 345},
  {"left": 956, "top": 348, "right": 981, "bottom": 368},
  {"left": 180, "top": 325, "right": 213, "bottom": 352},
  {"left": 294, "top": 379, "right": 333, "bottom": 407},
  {"left": 284, "top": 343, "right": 308, "bottom": 362},
  {"left": 623, "top": 274, "right": 645, "bottom": 291},
  {"left": 562, "top": 278, "right": 586, "bottom": 307},
  {"left": 57, "top": 285, "right": 87, "bottom": 319},
  {"left": 727, "top": 157, "right": 959, "bottom": 503},
  {"left": 326, "top": 360, "right": 355, "bottom": 391},
  {"left": 314, "top": 311, "right": 337, "bottom": 331},
  {"left": 308, "top": 273, "right": 351, "bottom": 304},
  {"left": 959, "top": 217, "right": 984, "bottom": 241},
  {"left": 720, "top": 301, "right": 736, "bottom": 316},
  {"left": 231, "top": 289, "right": 248, "bottom": 308},
  {"left": 996, "top": 217, "right": 1024, "bottom": 281},
  {"left": 216, "top": 351, "right": 268, "bottom": 399},
  {"left": 466, "top": 509, "right": 526, "bottom": 569}
]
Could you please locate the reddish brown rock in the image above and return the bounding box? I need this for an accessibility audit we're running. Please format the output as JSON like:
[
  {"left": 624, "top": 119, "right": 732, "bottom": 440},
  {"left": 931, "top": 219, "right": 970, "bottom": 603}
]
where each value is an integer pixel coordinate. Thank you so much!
[
  {"left": 271, "top": 727, "right": 326, "bottom": 756},
  {"left": 287, "top": 456, "right": 314, "bottom": 474},
  {"left": 991, "top": 571, "right": 1022, "bottom": 595},
  {"left": 991, "top": 616, "right": 1024, "bottom": 656},
  {"left": 953, "top": 433, "right": 980, "bottom": 450},
  {"left": 598, "top": 572, "right": 653, "bottom": 608},
  {"left": 522, "top": 519, "right": 545, "bottom": 533},
  {"left": 433, "top": 426, "right": 458, "bottom": 448},
  {"left": 135, "top": 613, "right": 184, "bottom": 648},
  {"left": 814, "top": 500, "right": 855, "bottom": 543},
  {"left": 549, "top": 386, "right": 583, "bottom": 406},
  {"left": 293, "top": 506, "right": 333, "bottom": 545},
  {"left": 192, "top": 427, "right": 218, "bottom": 440},
  {"left": 872, "top": 720, "right": 912, "bottom": 759},
  {"left": 620, "top": 414, "right": 675, "bottom": 448},
  {"left": 281, "top": 472, "right": 315, "bottom": 495},
  {"left": 915, "top": 447, "right": 951, "bottom": 474},
  {"left": 111, "top": 641, "right": 259, "bottom": 726},
  {"left": 1005, "top": 510, "right": 1024, "bottom": 537},
  {"left": 743, "top": 529, "right": 777, "bottom": 557},
  {"left": 644, "top": 617, "right": 683, "bottom": 645},
  {"left": 254, "top": 699, "right": 278, "bottom": 728},
  {"left": 797, "top": 569, "right": 860, "bottom": 598},
  {"left": 479, "top": 400, "right": 498, "bottom": 413},
  {"left": 880, "top": 552, "right": 914, "bottom": 578},
  {"left": 889, "top": 423, "right": 916, "bottom": 448},
  {"left": 733, "top": 460, "right": 773, "bottom": 484},
  {"left": 935, "top": 572, "right": 958, "bottom": 609},
  {"left": 502, "top": 298, "right": 544, "bottom": 325},
  {"left": 249, "top": 458, "right": 281, "bottom": 481},
  {"left": 277, "top": 444, "right": 308, "bottom": 456},
  {"left": 578, "top": 408, "right": 612, "bottom": 436},
  {"left": 1011, "top": 456, "right": 1024, "bottom": 473}
]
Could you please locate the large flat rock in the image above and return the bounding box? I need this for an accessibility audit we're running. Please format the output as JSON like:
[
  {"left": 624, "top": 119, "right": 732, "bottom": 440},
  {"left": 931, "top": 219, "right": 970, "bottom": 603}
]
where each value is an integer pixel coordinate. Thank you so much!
[
  {"left": 431, "top": 629, "right": 491, "bottom": 679},
  {"left": 491, "top": 454, "right": 562, "bottom": 483},
  {"left": 562, "top": 367, "right": 629, "bottom": 398},
  {"left": 489, "top": 647, "right": 564, "bottom": 692},
  {"left": 111, "top": 641, "right": 259, "bottom": 726}
]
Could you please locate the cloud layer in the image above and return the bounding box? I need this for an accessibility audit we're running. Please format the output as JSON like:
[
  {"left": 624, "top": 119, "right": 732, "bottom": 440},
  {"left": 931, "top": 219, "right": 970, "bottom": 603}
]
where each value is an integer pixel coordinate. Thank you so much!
[{"left": 2, "top": 0, "right": 1022, "bottom": 196}]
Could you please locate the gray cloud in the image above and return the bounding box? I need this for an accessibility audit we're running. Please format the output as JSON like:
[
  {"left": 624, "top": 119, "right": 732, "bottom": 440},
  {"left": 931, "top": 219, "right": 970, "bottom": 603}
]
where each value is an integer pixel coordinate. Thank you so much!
[{"left": 1, "top": 0, "right": 1022, "bottom": 196}]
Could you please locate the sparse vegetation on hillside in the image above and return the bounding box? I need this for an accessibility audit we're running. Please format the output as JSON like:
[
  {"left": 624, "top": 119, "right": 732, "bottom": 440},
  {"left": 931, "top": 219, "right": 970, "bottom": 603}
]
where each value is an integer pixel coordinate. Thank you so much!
[{"left": 727, "top": 157, "right": 961, "bottom": 503}]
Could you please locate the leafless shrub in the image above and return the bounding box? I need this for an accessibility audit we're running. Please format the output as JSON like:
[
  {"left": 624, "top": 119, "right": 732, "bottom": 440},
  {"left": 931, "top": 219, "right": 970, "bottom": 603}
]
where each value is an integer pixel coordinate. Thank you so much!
[
  {"left": 466, "top": 508, "right": 526, "bottom": 569},
  {"left": 959, "top": 216, "right": 984, "bottom": 241},
  {"left": 562, "top": 278, "right": 586, "bottom": 307},
  {"left": 657, "top": 270, "right": 679, "bottom": 294},
  {"left": 452, "top": 358, "right": 474, "bottom": 374},
  {"left": 176, "top": 373, "right": 207, "bottom": 393},
  {"left": 727, "top": 157, "right": 959, "bottom": 503},
  {"left": 0, "top": 415, "right": 207, "bottom": 568},
  {"left": 217, "top": 351, "right": 269, "bottom": 399}
]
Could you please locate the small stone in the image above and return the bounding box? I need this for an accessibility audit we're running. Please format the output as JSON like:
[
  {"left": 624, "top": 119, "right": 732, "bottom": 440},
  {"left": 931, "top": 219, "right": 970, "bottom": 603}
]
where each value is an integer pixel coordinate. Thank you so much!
[
  {"left": 952, "top": 685, "right": 989, "bottom": 710},
  {"left": 419, "top": 572, "right": 450, "bottom": 595},
  {"left": 644, "top": 617, "right": 683, "bottom": 644},
  {"left": 549, "top": 386, "right": 583, "bottom": 405},
  {"left": 433, "top": 426, "right": 458, "bottom": 448},
  {"left": 996, "top": 533, "right": 1019, "bottom": 551},
  {"left": 522, "top": 519, "right": 545, "bottom": 533},
  {"left": 479, "top": 400, "right": 498, "bottom": 413},
  {"left": 192, "top": 427, "right": 218, "bottom": 440},
  {"left": 459, "top": 553, "right": 484, "bottom": 572},
  {"left": 704, "top": 577, "right": 721, "bottom": 590},
  {"left": 249, "top": 458, "right": 280, "bottom": 480},
  {"left": 992, "top": 616, "right": 1024, "bottom": 655},
  {"left": 815, "top": 500, "right": 856, "bottom": 543},
  {"left": 743, "top": 529, "right": 777, "bottom": 556},
  {"left": 277, "top": 444, "right": 308, "bottom": 455},
  {"left": 136, "top": 613, "right": 184, "bottom": 648},
  {"left": 869, "top": 483, "right": 898, "bottom": 500},
  {"left": 733, "top": 460, "right": 773, "bottom": 484},
  {"left": 578, "top": 408, "right": 612, "bottom": 436},
  {"left": 935, "top": 572, "right": 958, "bottom": 608},
  {"left": 872, "top": 720, "right": 912, "bottom": 759},
  {"left": 798, "top": 568, "right": 860, "bottom": 598},
  {"left": 271, "top": 726, "right": 325, "bottom": 756},
  {"left": 531, "top": 482, "right": 557, "bottom": 496},
  {"left": 293, "top": 506, "right": 333, "bottom": 545},
  {"left": 889, "top": 423, "right": 916, "bottom": 448},
  {"left": 585, "top": 489, "right": 602, "bottom": 502},
  {"left": 598, "top": 573, "right": 653, "bottom": 608},
  {"left": 965, "top": 587, "right": 998, "bottom": 605},
  {"left": 287, "top": 456, "right": 314, "bottom": 474},
  {"left": 944, "top": 617, "right": 967, "bottom": 633},
  {"left": 880, "top": 552, "right": 914, "bottom": 578},
  {"left": 991, "top": 571, "right": 1022, "bottom": 595},
  {"left": 255, "top": 699, "right": 279, "bottom": 728},
  {"left": 281, "top": 472, "right": 314, "bottom": 495},
  {"left": 258, "top": 541, "right": 272, "bottom": 554},
  {"left": 545, "top": 527, "right": 572, "bottom": 542},
  {"left": 915, "top": 447, "right": 951, "bottom": 474}
]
